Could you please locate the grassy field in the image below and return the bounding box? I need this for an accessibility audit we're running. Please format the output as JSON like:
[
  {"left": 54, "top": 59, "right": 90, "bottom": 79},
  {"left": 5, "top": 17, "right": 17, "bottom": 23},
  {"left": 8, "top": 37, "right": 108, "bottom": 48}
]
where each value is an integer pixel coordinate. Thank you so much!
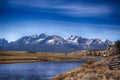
[
  {"left": 0, "top": 51, "right": 83, "bottom": 64},
  {"left": 52, "top": 55, "right": 120, "bottom": 80}
]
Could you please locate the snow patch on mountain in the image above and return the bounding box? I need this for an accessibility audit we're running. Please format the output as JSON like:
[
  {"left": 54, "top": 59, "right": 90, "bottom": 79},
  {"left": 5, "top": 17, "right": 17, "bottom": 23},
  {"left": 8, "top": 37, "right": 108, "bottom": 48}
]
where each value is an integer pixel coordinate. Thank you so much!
[
  {"left": 0, "top": 34, "right": 113, "bottom": 53},
  {"left": 37, "top": 38, "right": 45, "bottom": 42},
  {"left": 67, "top": 36, "right": 81, "bottom": 45}
]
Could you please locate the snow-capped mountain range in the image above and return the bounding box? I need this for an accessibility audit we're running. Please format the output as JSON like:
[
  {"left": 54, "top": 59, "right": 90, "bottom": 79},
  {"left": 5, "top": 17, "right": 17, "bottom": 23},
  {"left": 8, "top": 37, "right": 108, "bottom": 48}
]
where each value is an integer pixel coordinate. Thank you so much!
[{"left": 0, "top": 34, "right": 113, "bottom": 53}]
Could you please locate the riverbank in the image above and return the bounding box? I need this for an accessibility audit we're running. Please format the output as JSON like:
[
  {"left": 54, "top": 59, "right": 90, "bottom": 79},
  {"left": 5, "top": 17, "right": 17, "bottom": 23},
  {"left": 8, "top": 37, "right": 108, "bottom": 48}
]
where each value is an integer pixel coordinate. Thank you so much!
[
  {"left": 52, "top": 56, "right": 120, "bottom": 80},
  {"left": 0, "top": 51, "right": 86, "bottom": 64},
  {"left": 0, "top": 51, "right": 101, "bottom": 64}
]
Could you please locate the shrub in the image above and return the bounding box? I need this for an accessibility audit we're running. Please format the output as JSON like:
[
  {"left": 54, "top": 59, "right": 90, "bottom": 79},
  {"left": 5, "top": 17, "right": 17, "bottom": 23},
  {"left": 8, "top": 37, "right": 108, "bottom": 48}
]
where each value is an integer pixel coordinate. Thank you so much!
[{"left": 114, "top": 40, "right": 120, "bottom": 55}]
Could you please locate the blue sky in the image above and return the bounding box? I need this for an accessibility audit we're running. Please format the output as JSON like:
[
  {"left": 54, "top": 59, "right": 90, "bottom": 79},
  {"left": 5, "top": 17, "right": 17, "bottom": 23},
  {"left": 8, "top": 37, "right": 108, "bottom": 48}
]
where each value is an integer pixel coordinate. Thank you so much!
[{"left": 0, "top": 0, "right": 120, "bottom": 42}]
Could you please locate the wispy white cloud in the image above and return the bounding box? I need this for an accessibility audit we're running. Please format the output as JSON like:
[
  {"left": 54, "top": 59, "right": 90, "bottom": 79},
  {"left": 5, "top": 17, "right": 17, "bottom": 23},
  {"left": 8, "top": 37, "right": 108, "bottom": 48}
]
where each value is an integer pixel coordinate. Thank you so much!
[
  {"left": 8, "top": 0, "right": 111, "bottom": 17},
  {"left": 55, "top": 5, "right": 111, "bottom": 17}
]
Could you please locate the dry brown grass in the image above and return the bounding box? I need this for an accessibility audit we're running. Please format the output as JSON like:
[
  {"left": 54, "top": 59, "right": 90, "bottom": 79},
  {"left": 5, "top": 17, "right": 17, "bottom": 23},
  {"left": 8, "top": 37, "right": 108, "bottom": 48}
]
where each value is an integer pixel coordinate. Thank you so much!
[
  {"left": 0, "top": 51, "right": 82, "bottom": 64},
  {"left": 52, "top": 56, "right": 120, "bottom": 80}
]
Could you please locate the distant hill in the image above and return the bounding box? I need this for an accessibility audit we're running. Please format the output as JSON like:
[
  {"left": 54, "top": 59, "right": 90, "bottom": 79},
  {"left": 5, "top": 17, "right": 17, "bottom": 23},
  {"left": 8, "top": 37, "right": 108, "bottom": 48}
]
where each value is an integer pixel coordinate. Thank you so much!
[{"left": 0, "top": 34, "right": 112, "bottom": 53}]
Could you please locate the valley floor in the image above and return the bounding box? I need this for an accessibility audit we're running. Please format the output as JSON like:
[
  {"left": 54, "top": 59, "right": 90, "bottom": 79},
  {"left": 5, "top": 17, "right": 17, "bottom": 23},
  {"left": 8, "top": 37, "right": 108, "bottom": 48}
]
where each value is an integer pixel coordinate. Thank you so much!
[{"left": 0, "top": 51, "right": 87, "bottom": 64}]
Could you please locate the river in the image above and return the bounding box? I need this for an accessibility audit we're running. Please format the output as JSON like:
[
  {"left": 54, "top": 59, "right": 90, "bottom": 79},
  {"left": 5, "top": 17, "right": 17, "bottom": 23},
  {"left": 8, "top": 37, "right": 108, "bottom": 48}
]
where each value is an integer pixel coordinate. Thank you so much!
[{"left": 0, "top": 58, "right": 102, "bottom": 80}]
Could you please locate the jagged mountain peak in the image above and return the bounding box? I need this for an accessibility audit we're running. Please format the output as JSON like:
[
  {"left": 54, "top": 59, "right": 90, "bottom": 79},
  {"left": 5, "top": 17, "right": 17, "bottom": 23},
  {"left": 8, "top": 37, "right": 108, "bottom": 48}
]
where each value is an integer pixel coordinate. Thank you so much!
[
  {"left": 69, "top": 35, "right": 81, "bottom": 39},
  {"left": 31, "top": 35, "right": 38, "bottom": 38},
  {"left": 105, "top": 39, "right": 113, "bottom": 44},
  {"left": 39, "top": 33, "right": 47, "bottom": 38},
  {"left": 47, "top": 35, "right": 67, "bottom": 45},
  {"left": 0, "top": 34, "right": 113, "bottom": 53},
  {"left": 0, "top": 38, "right": 6, "bottom": 40},
  {"left": 67, "top": 35, "right": 81, "bottom": 44},
  {"left": 0, "top": 38, "right": 9, "bottom": 46}
]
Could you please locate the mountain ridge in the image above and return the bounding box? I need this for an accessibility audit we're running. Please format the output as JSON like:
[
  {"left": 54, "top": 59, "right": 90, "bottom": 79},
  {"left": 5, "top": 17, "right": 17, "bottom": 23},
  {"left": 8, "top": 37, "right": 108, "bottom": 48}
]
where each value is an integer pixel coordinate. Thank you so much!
[{"left": 0, "top": 34, "right": 113, "bottom": 53}]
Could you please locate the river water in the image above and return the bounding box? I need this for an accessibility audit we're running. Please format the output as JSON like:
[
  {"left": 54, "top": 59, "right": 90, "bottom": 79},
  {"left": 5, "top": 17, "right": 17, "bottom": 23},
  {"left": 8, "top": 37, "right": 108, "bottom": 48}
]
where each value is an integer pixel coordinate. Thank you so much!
[{"left": 0, "top": 58, "right": 101, "bottom": 80}]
